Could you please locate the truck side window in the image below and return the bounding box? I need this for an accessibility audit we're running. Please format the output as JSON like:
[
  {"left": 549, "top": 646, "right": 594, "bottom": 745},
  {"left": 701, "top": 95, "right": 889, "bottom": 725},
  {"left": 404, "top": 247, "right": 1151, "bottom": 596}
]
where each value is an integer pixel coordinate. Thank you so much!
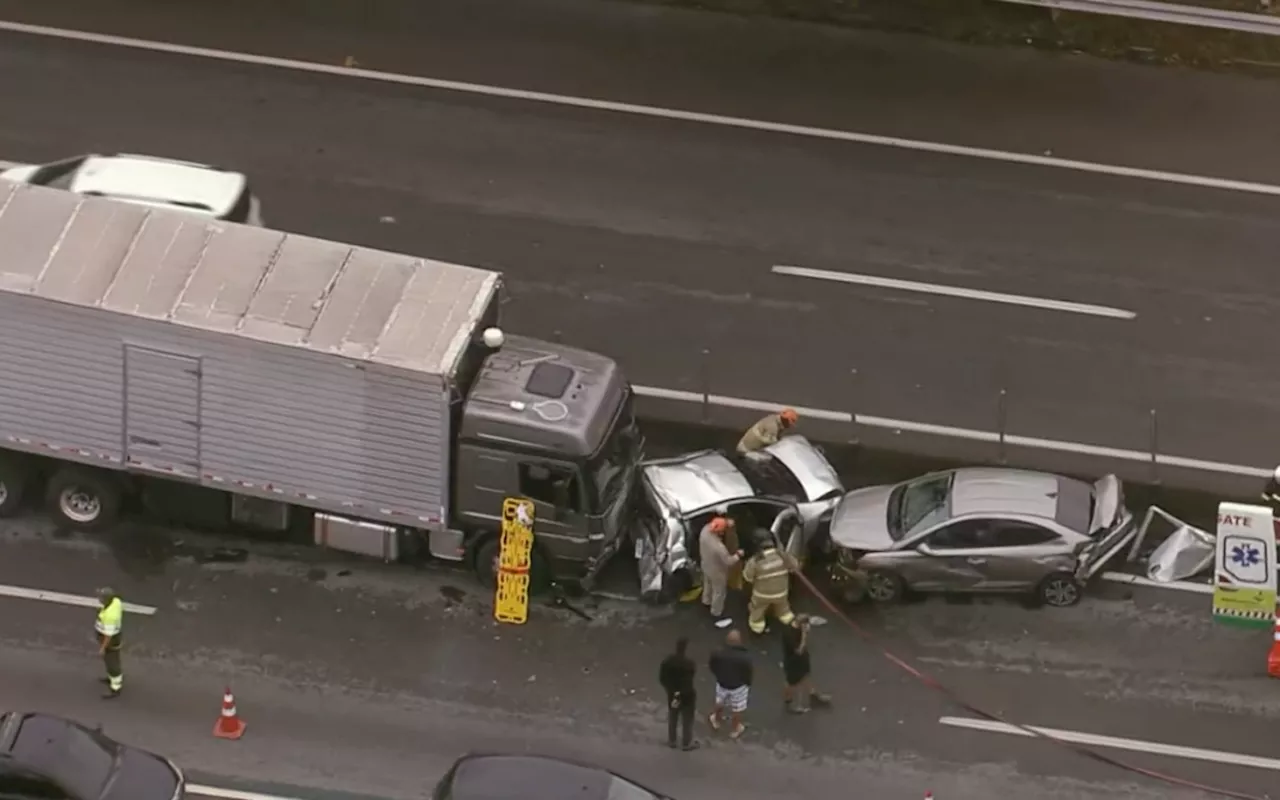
[{"left": 519, "top": 463, "right": 581, "bottom": 512}]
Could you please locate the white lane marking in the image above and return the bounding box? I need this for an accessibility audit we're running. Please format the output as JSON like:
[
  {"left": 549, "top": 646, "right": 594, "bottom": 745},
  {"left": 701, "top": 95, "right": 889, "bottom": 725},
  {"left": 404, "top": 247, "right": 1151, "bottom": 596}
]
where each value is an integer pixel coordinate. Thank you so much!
[
  {"left": 939, "top": 715, "right": 1280, "bottom": 772},
  {"left": 2, "top": 21, "right": 1280, "bottom": 197},
  {"left": 631, "top": 385, "right": 1271, "bottom": 479},
  {"left": 188, "top": 785, "right": 301, "bottom": 800},
  {"left": 0, "top": 583, "right": 158, "bottom": 615},
  {"left": 1099, "top": 571, "right": 1214, "bottom": 595},
  {"left": 772, "top": 265, "right": 1137, "bottom": 320}
]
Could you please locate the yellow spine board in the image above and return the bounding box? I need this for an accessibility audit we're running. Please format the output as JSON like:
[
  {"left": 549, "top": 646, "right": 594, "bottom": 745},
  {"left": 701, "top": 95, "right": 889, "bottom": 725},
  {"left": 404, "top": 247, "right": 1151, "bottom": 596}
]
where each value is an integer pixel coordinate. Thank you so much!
[{"left": 494, "top": 498, "right": 536, "bottom": 624}]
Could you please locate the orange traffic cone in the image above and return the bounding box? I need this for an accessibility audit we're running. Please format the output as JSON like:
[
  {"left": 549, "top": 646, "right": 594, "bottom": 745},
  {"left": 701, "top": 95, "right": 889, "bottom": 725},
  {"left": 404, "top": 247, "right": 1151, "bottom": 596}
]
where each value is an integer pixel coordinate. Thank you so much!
[
  {"left": 213, "top": 687, "right": 246, "bottom": 740},
  {"left": 1268, "top": 611, "right": 1280, "bottom": 679}
]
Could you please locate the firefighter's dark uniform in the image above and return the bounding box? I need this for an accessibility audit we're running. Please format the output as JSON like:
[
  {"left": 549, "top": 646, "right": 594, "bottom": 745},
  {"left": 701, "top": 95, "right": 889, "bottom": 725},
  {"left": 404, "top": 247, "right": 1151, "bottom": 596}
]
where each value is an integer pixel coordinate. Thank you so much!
[
  {"left": 743, "top": 546, "right": 794, "bottom": 634},
  {"left": 96, "top": 594, "right": 124, "bottom": 698}
]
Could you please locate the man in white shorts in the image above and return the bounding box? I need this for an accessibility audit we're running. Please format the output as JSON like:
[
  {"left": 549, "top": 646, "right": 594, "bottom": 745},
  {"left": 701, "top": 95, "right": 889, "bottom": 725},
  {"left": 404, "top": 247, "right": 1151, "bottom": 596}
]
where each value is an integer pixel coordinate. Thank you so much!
[{"left": 708, "top": 629, "right": 753, "bottom": 739}]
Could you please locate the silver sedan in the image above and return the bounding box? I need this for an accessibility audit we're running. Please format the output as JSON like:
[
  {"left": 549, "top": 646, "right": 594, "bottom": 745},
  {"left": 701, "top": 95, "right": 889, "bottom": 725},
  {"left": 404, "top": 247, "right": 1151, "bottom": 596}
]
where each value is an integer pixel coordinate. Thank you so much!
[{"left": 824, "top": 467, "right": 1136, "bottom": 607}]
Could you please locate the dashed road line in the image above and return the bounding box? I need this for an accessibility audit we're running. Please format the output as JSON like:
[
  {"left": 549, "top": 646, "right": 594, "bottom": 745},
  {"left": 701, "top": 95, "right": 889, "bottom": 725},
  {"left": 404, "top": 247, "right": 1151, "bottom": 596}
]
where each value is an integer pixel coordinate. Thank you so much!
[
  {"left": 939, "top": 715, "right": 1280, "bottom": 771},
  {"left": 771, "top": 264, "right": 1137, "bottom": 320},
  {"left": 189, "top": 786, "right": 301, "bottom": 800}
]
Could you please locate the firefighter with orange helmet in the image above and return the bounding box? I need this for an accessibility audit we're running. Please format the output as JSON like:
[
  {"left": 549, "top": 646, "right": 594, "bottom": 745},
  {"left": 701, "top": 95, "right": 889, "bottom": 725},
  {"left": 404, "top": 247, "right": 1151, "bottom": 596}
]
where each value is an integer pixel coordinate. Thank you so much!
[{"left": 736, "top": 408, "right": 799, "bottom": 455}]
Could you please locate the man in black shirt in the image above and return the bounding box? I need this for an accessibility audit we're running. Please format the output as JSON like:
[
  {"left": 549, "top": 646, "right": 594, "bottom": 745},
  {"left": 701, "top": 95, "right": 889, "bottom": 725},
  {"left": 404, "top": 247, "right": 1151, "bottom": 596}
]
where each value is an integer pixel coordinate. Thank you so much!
[
  {"left": 658, "top": 637, "right": 700, "bottom": 750},
  {"left": 781, "top": 614, "right": 831, "bottom": 713},
  {"left": 708, "top": 629, "right": 753, "bottom": 739}
]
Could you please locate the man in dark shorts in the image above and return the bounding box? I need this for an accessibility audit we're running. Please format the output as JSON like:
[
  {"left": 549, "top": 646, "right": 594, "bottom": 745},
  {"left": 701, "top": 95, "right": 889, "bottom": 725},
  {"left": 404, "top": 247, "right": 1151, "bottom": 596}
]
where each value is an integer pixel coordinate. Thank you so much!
[{"left": 781, "top": 614, "right": 831, "bottom": 713}]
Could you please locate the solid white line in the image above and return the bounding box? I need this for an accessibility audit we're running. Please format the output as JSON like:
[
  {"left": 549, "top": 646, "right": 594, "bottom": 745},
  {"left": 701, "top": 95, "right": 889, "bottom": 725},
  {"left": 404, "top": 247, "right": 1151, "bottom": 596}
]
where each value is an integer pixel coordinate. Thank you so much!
[
  {"left": 1098, "top": 572, "right": 1214, "bottom": 595},
  {"left": 0, "top": 584, "right": 157, "bottom": 615},
  {"left": 188, "top": 785, "right": 300, "bottom": 800},
  {"left": 630, "top": 385, "right": 1271, "bottom": 479},
  {"left": 772, "top": 265, "right": 1137, "bottom": 320},
  {"left": 2, "top": 20, "right": 1280, "bottom": 198},
  {"left": 939, "top": 715, "right": 1280, "bottom": 771}
]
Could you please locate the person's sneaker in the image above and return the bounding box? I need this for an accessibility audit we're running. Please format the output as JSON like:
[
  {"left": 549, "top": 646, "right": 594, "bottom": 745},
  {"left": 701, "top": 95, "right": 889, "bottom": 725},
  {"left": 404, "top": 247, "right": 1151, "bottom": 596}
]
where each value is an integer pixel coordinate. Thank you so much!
[
  {"left": 787, "top": 704, "right": 809, "bottom": 714},
  {"left": 729, "top": 723, "right": 747, "bottom": 740},
  {"left": 714, "top": 617, "right": 733, "bottom": 629},
  {"left": 707, "top": 712, "right": 721, "bottom": 731},
  {"left": 101, "top": 689, "right": 120, "bottom": 701},
  {"left": 681, "top": 741, "right": 701, "bottom": 751},
  {"left": 667, "top": 741, "right": 678, "bottom": 749},
  {"left": 811, "top": 692, "right": 833, "bottom": 707}
]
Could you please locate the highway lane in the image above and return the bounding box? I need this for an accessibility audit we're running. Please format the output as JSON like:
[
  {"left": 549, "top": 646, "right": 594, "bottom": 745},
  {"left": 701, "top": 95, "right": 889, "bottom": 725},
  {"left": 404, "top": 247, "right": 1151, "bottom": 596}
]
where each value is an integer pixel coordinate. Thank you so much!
[
  {"left": 0, "top": 521, "right": 1277, "bottom": 800},
  {"left": 3, "top": 29, "right": 1280, "bottom": 477},
  {"left": 4, "top": 0, "right": 1280, "bottom": 183}
]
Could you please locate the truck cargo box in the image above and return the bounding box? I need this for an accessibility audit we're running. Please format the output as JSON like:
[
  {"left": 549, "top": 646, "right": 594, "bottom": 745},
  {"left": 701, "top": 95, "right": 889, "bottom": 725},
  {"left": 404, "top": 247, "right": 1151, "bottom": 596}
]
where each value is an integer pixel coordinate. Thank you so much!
[{"left": 0, "top": 181, "right": 502, "bottom": 529}]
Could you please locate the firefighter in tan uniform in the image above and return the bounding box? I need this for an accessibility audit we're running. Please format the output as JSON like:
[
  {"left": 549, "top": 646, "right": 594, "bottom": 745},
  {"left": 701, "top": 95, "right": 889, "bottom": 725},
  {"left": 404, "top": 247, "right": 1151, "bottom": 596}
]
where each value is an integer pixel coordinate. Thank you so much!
[
  {"left": 736, "top": 408, "right": 799, "bottom": 455},
  {"left": 742, "top": 533, "right": 796, "bottom": 635}
]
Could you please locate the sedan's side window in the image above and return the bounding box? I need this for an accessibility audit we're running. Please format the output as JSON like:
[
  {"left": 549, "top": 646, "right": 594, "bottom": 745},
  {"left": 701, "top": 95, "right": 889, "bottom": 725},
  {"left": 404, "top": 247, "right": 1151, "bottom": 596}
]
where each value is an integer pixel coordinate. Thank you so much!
[
  {"left": 927, "top": 520, "right": 989, "bottom": 549},
  {"left": 987, "top": 520, "right": 1061, "bottom": 547}
]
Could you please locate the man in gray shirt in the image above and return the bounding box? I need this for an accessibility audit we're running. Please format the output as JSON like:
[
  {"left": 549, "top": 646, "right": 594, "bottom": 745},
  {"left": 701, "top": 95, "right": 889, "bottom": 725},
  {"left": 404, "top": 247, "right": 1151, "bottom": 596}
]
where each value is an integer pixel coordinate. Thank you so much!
[{"left": 700, "top": 515, "right": 742, "bottom": 628}]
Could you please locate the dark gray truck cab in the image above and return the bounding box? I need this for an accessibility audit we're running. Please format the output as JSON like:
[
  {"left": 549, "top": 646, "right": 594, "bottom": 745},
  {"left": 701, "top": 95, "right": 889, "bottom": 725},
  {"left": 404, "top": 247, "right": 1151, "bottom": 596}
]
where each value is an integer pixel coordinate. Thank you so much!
[{"left": 451, "top": 334, "right": 642, "bottom": 590}]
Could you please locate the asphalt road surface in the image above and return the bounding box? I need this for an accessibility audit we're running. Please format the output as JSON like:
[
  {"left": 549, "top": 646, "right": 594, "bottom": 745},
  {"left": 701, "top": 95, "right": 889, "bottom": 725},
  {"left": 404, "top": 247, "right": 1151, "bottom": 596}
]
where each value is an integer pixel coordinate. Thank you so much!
[
  {"left": 2, "top": 0, "right": 1280, "bottom": 486},
  {"left": 1, "top": 517, "right": 1277, "bottom": 800}
]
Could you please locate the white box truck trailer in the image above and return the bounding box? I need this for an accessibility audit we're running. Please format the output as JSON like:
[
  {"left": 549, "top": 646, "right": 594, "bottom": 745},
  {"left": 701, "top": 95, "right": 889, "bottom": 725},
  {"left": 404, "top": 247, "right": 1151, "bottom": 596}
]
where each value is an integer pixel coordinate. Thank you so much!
[{"left": 0, "top": 182, "right": 643, "bottom": 590}]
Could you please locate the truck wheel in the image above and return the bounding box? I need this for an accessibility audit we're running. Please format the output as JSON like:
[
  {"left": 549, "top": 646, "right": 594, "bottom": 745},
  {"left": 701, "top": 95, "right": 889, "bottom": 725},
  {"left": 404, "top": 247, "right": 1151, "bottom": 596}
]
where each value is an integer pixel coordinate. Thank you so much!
[
  {"left": 474, "top": 537, "right": 551, "bottom": 596},
  {"left": 0, "top": 458, "right": 28, "bottom": 518},
  {"left": 45, "top": 467, "right": 121, "bottom": 530}
]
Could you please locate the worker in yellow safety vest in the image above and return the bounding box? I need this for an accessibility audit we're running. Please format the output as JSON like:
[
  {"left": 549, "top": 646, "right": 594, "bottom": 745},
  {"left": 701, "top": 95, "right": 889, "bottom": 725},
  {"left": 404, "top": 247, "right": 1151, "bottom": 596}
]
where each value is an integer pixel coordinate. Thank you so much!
[
  {"left": 736, "top": 408, "right": 799, "bottom": 455},
  {"left": 742, "top": 534, "right": 796, "bottom": 635},
  {"left": 95, "top": 587, "right": 124, "bottom": 700}
]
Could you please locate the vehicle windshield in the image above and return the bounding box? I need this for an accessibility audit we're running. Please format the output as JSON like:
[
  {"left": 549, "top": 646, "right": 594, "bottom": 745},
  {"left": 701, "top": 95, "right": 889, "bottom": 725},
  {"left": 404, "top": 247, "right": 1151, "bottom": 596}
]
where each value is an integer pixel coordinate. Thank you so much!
[
  {"left": 731, "top": 452, "right": 804, "bottom": 501},
  {"left": 11, "top": 717, "right": 115, "bottom": 800},
  {"left": 28, "top": 156, "right": 88, "bottom": 190},
  {"left": 887, "top": 472, "right": 953, "bottom": 540}
]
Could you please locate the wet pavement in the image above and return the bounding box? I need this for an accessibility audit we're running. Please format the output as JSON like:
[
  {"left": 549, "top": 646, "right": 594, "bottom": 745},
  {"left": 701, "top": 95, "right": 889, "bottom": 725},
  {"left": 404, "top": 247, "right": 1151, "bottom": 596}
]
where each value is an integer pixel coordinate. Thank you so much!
[{"left": 0, "top": 509, "right": 1276, "bottom": 800}]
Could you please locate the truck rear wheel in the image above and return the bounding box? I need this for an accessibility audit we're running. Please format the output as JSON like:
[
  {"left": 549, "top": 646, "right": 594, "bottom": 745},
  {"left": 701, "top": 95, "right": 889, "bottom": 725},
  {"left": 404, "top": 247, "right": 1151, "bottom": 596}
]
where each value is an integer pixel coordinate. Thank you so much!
[
  {"left": 474, "top": 537, "right": 551, "bottom": 596},
  {"left": 0, "top": 457, "right": 28, "bottom": 518},
  {"left": 45, "top": 467, "right": 121, "bottom": 530}
]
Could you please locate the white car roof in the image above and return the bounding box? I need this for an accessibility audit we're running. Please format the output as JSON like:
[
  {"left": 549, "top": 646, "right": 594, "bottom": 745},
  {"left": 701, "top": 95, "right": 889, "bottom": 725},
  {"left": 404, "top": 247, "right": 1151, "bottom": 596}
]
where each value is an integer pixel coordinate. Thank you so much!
[{"left": 70, "top": 155, "right": 247, "bottom": 216}]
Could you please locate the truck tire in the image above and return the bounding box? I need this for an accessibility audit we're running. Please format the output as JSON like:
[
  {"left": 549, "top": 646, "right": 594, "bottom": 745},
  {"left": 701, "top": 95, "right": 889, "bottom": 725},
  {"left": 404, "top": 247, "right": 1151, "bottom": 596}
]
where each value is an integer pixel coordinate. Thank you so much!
[
  {"left": 45, "top": 467, "right": 121, "bottom": 530},
  {"left": 474, "top": 536, "right": 551, "bottom": 596},
  {"left": 0, "top": 457, "right": 28, "bottom": 518}
]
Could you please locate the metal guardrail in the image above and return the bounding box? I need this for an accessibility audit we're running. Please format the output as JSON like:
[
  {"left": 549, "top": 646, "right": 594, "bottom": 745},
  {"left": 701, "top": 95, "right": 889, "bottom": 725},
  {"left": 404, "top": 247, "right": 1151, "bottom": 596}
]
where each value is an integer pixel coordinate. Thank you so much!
[{"left": 998, "top": 0, "right": 1280, "bottom": 36}]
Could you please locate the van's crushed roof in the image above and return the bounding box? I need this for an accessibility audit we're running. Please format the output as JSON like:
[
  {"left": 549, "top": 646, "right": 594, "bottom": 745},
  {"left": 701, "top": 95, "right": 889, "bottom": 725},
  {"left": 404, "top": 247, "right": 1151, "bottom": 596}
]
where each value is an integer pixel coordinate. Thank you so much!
[{"left": 0, "top": 181, "right": 500, "bottom": 376}]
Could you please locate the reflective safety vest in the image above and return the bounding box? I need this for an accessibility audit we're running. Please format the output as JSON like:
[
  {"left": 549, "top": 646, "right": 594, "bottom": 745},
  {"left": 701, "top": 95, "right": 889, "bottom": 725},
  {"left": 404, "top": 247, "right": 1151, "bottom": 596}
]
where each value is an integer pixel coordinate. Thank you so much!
[
  {"left": 744, "top": 548, "right": 790, "bottom": 600},
  {"left": 95, "top": 598, "right": 123, "bottom": 646}
]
